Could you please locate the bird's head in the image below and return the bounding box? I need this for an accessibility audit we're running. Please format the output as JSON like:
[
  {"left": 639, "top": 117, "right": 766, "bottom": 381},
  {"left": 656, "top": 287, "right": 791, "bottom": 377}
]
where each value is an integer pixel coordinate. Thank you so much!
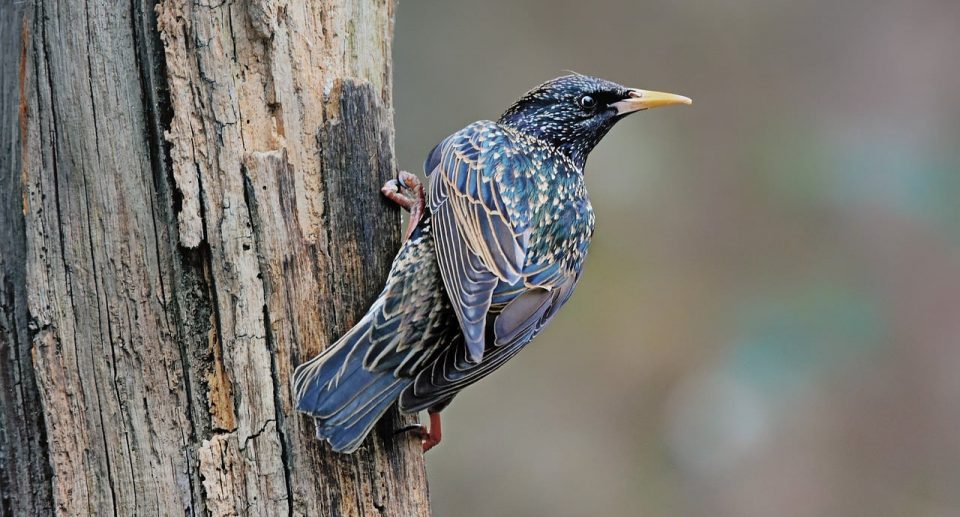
[{"left": 498, "top": 74, "right": 691, "bottom": 167}]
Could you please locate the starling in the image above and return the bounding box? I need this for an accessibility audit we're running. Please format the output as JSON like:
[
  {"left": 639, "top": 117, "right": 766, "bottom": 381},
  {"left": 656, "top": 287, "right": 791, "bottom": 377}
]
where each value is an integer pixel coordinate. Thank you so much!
[{"left": 293, "top": 75, "right": 691, "bottom": 453}]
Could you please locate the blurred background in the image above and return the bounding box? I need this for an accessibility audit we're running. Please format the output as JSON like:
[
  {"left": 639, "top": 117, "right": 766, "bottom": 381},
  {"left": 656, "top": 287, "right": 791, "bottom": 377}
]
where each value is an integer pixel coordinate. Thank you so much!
[{"left": 393, "top": 1, "right": 960, "bottom": 516}]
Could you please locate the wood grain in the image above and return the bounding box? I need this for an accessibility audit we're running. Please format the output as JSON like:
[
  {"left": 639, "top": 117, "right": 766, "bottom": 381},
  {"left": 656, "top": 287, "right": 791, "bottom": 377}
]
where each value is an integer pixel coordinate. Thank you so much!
[{"left": 0, "top": 0, "right": 430, "bottom": 515}]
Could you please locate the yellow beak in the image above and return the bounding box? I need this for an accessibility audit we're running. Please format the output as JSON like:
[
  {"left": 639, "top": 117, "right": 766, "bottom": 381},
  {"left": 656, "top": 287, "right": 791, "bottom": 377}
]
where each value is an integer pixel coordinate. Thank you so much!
[{"left": 610, "top": 89, "right": 692, "bottom": 115}]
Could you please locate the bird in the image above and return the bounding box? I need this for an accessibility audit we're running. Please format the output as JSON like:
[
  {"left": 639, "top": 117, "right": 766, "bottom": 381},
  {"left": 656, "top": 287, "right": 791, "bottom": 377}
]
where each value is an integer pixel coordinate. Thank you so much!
[{"left": 292, "top": 74, "right": 691, "bottom": 453}]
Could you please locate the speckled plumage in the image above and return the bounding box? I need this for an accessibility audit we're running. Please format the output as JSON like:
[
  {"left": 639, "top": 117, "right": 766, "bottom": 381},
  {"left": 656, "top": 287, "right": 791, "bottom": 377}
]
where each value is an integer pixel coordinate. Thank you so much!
[{"left": 292, "top": 75, "right": 690, "bottom": 453}]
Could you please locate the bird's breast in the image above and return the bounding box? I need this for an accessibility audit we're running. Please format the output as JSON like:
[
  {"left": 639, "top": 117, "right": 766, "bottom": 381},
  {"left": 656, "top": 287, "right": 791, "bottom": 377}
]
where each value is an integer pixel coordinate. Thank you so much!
[{"left": 524, "top": 192, "right": 594, "bottom": 279}]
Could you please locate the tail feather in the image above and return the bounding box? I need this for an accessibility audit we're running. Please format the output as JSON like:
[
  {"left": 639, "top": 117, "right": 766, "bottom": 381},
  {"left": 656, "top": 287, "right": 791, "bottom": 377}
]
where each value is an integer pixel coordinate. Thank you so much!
[
  {"left": 319, "top": 377, "right": 407, "bottom": 452},
  {"left": 292, "top": 315, "right": 411, "bottom": 453}
]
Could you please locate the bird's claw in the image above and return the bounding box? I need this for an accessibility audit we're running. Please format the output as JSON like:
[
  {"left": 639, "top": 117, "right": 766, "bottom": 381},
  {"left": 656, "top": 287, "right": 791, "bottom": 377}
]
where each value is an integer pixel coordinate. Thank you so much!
[
  {"left": 381, "top": 170, "right": 425, "bottom": 241},
  {"left": 394, "top": 424, "right": 435, "bottom": 452},
  {"left": 380, "top": 171, "right": 423, "bottom": 208},
  {"left": 394, "top": 424, "right": 429, "bottom": 438},
  {"left": 394, "top": 411, "right": 442, "bottom": 452},
  {"left": 397, "top": 169, "right": 422, "bottom": 191}
]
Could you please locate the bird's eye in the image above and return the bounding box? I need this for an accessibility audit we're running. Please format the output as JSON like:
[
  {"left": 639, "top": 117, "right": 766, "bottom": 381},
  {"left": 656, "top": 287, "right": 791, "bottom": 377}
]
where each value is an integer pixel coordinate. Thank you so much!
[{"left": 577, "top": 95, "right": 597, "bottom": 110}]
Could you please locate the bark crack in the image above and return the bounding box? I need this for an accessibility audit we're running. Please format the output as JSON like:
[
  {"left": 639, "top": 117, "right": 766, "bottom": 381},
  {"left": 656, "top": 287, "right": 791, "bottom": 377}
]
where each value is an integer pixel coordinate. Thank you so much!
[
  {"left": 78, "top": 1, "right": 122, "bottom": 513},
  {"left": 239, "top": 418, "right": 275, "bottom": 452},
  {"left": 134, "top": 1, "right": 211, "bottom": 513},
  {"left": 36, "top": 3, "right": 99, "bottom": 511},
  {"left": 241, "top": 155, "right": 293, "bottom": 516}
]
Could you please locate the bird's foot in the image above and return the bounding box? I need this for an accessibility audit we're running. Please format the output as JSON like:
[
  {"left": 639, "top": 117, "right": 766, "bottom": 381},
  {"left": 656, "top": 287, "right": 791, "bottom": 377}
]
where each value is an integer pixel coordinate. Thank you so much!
[
  {"left": 381, "top": 170, "right": 425, "bottom": 241},
  {"left": 395, "top": 410, "right": 442, "bottom": 452}
]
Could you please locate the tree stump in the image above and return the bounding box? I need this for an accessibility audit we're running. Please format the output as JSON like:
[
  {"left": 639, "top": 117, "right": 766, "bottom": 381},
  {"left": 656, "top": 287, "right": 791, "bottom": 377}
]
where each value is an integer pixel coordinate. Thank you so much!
[{"left": 0, "top": 1, "right": 430, "bottom": 515}]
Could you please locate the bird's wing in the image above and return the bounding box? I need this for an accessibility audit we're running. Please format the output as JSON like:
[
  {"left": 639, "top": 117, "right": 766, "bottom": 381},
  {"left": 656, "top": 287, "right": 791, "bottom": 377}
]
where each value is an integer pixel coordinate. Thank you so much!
[
  {"left": 398, "top": 274, "right": 579, "bottom": 412},
  {"left": 428, "top": 122, "right": 531, "bottom": 363}
]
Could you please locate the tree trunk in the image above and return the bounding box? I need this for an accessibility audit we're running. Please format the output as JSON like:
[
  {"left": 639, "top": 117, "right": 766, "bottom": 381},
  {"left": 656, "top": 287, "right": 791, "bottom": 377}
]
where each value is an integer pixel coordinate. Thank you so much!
[{"left": 0, "top": 0, "right": 430, "bottom": 515}]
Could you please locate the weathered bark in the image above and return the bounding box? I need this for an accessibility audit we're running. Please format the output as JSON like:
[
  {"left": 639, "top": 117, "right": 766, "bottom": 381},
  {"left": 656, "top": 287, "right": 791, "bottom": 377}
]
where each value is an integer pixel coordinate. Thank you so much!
[
  {"left": 0, "top": 0, "right": 430, "bottom": 515},
  {"left": 0, "top": 3, "right": 54, "bottom": 515}
]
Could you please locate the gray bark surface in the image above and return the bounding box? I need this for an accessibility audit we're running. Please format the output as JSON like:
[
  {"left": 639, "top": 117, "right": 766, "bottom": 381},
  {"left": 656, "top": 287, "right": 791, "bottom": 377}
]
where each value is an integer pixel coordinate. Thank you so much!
[{"left": 0, "top": 1, "right": 430, "bottom": 515}]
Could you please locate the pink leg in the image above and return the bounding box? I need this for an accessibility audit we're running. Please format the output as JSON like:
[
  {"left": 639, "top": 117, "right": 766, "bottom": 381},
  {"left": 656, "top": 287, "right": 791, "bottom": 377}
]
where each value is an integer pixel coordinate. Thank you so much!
[
  {"left": 421, "top": 411, "right": 442, "bottom": 452},
  {"left": 381, "top": 170, "right": 425, "bottom": 241}
]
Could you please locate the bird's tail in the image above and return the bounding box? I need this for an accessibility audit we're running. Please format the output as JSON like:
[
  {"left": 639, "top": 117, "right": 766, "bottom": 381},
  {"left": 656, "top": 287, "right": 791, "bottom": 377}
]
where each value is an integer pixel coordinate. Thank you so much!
[{"left": 292, "top": 314, "right": 411, "bottom": 453}]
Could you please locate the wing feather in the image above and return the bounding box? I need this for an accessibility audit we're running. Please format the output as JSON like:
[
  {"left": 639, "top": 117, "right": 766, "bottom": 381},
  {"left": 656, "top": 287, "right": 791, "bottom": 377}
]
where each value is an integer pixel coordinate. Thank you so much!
[
  {"left": 398, "top": 275, "right": 579, "bottom": 412},
  {"left": 429, "top": 122, "right": 531, "bottom": 362}
]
